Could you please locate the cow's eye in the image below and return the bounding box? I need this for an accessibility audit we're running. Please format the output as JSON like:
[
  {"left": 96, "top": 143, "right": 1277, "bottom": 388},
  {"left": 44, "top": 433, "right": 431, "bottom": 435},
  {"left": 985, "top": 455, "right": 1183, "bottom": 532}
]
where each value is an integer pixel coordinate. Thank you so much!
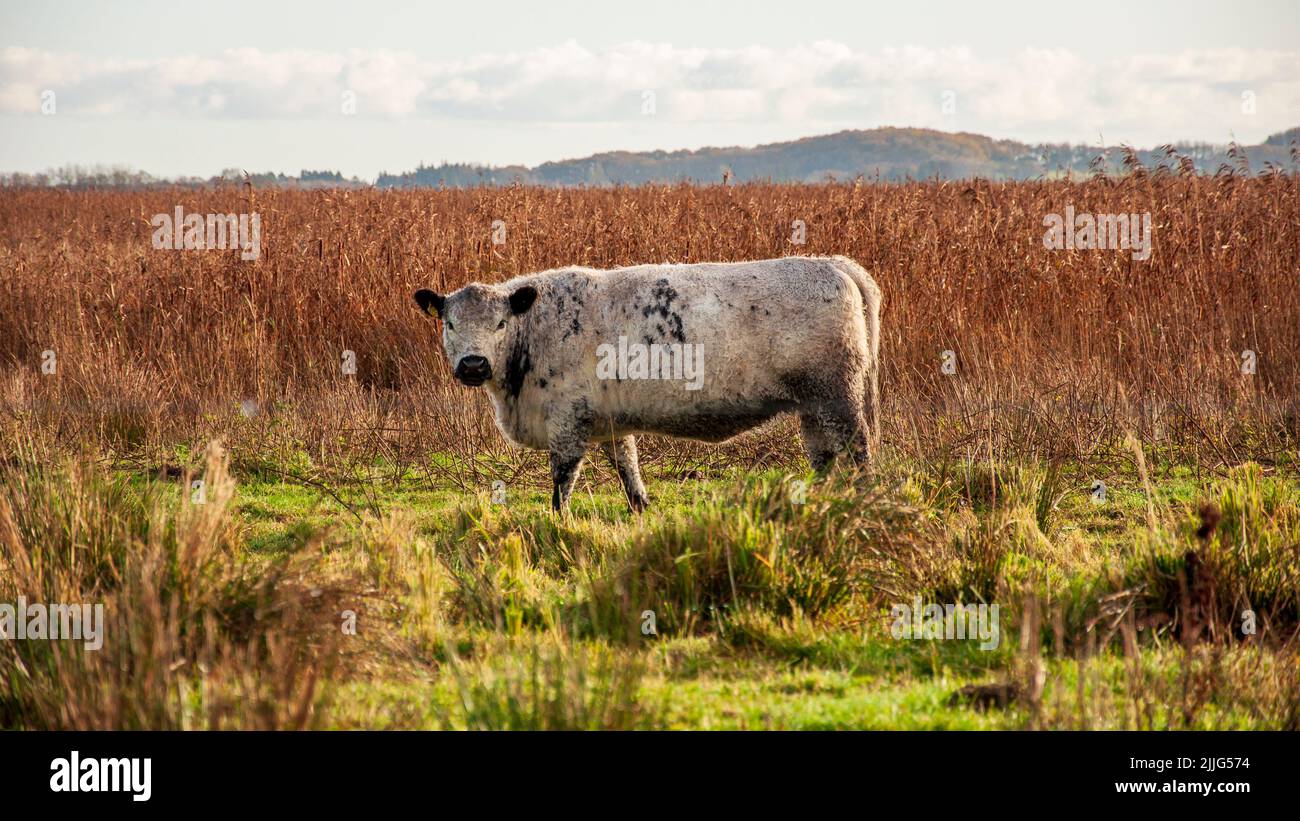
[
  {"left": 497, "top": 319, "right": 506, "bottom": 330},
  {"left": 446, "top": 321, "right": 454, "bottom": 331}
]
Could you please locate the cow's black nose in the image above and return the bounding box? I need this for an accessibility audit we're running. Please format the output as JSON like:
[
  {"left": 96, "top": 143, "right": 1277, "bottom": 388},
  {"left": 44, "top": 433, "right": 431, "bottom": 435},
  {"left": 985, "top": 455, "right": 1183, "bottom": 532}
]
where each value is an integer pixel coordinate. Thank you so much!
[{"left": 455, "top": 355, "right": 491, "bottom": 384}]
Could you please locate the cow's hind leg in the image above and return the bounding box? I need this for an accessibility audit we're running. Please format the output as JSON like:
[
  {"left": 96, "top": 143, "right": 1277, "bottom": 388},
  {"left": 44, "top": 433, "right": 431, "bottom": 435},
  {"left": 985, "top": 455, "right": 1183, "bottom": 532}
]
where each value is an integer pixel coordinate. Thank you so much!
[
  {"left": 799, "top": 397, "right": 872, "bottom": 474},
  {"left": 601, "top": 436, "right": 649, "bottom": 513}
]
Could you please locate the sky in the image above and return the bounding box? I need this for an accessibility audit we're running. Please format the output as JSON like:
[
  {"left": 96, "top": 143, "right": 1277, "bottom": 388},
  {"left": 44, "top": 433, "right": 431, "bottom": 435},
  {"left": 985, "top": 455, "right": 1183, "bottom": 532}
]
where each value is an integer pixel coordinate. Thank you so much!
[{"left": 1, "top": 0, "right": 1298, "bottom": 179}]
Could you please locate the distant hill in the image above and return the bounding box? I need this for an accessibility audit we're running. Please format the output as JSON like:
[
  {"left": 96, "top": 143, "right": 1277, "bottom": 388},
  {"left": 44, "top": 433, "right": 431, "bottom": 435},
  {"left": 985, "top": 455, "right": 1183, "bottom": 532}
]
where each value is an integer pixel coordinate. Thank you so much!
[
  {"left": 4, "top": 127, "right": 1297, "bottom": 190},
  {"left": 377, "top": 126, "right": 1300, "bottom": 188}
]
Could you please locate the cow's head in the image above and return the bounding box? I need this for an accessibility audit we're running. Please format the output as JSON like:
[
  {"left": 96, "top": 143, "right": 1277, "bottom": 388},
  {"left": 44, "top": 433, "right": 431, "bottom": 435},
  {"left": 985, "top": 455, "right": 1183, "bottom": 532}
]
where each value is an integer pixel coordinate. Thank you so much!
[{"left": 414, "top": 283, "right": 537, "bottom": 387}]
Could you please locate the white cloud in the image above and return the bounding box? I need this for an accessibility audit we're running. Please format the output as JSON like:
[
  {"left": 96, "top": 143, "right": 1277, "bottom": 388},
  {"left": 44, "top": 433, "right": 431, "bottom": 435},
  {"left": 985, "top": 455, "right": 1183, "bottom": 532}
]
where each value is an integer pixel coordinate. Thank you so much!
[{"left": 2, "top": 42, "right": 1297, "bottom": 145}]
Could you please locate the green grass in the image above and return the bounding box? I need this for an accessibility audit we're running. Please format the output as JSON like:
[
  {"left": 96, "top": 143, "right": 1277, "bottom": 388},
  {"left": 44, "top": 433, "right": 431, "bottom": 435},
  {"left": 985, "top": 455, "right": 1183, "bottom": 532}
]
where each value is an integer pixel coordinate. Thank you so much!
[
  {"left": 5, "top": 446, "right": 1296, "bottom": 730},
  {"left": 213, "top": 453, "right": 1298, "bottom": 730}
]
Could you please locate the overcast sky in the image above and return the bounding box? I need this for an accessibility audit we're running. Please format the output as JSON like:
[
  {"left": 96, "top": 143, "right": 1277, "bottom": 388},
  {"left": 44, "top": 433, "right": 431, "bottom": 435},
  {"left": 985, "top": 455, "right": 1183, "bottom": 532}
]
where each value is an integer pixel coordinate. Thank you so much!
[{"left": 2, "top": 0, "right": 1298, "bottom": 179}]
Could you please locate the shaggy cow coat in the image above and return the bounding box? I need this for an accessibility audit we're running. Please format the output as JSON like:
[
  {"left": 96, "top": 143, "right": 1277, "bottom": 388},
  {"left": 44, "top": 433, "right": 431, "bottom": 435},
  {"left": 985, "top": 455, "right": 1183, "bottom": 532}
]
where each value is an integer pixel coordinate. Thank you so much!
[{"left": 415, "top": 256, "right": 881, "bottom": 511}]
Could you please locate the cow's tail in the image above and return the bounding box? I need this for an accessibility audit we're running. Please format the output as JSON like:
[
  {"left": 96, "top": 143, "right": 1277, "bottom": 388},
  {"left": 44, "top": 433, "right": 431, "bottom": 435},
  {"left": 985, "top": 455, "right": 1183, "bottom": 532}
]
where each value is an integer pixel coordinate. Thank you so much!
[{"left": 827, "top": 256, "right": 882, "bottom": 452}]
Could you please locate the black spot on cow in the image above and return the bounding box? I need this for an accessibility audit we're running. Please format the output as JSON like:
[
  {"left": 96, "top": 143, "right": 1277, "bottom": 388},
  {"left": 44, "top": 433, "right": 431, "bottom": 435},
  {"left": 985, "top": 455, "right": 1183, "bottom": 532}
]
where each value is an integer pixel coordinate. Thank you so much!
[
  {"left": 642, "top": 279, "right": 680, "bottom": 322},
  {"left": 667, "top": 313, "right": 684, "bottom": 342},
  {"left": 538, "top": 378, "right": 548, "bottom": 389},
  {"left": 504, "top": 336, "right": 532, "bottom": 399},
  {"left": 563, "top": 315, "right": 582, "bottom": 340},
  {"left": 633, "top": 281, "right": 687, "bottom": 342}
]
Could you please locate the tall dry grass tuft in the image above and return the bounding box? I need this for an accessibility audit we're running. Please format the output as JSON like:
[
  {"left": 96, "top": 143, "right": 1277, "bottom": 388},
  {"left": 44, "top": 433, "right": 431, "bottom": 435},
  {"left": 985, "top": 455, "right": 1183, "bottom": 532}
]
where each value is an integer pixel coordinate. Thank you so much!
[{"left": 0, "top": 441, "right": 349, "bottom": 729}]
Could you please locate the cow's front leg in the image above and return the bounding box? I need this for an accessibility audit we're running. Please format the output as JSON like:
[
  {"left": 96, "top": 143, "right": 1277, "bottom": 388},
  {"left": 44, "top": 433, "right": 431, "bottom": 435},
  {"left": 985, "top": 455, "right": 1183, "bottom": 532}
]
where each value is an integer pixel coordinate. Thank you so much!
[
  {"left": 548, "top": 411, "right": 592, "bottom": 512},
  {"left": 601, "top": 436, "right": 649, "bottom": 513}
]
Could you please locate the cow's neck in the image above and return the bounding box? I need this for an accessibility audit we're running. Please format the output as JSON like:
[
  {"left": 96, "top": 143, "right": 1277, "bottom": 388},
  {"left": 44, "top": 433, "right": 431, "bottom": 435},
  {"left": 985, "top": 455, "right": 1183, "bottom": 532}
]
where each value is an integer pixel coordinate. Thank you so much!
[{"left": 485, "top": 326, "right": 537, "bottom": 442}]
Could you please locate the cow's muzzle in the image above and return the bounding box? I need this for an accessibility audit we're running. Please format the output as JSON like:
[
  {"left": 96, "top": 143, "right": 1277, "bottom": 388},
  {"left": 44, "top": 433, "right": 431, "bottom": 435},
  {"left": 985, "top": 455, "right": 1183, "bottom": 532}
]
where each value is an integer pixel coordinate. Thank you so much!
[{"left": 454, "top": 355, "right": 491, "bottom": 386}]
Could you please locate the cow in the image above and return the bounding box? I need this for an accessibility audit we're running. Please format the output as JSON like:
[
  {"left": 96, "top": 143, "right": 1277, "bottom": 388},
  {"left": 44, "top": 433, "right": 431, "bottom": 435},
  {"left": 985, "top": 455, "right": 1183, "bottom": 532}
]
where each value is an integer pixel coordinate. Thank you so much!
[{"left": 414, "top": 256, "right": 881, "bottom": 512}]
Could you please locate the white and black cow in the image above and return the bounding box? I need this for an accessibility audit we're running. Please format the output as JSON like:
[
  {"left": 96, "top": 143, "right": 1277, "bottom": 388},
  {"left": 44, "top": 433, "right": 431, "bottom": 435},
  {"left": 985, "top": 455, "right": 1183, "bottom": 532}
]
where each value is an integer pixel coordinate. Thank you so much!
[{"left": 415, "top": 256, "right": 882, "bottom": 511}]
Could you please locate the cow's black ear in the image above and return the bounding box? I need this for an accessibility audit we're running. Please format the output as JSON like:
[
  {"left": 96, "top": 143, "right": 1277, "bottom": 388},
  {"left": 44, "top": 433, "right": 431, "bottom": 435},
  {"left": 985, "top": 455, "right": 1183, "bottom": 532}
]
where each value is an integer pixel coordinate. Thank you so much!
[
  {"left": 509, "top": 285, "right": 537, "bottom": 315},
  {"left": 414, "top": 289, "right": 444, "bottom": 317}
]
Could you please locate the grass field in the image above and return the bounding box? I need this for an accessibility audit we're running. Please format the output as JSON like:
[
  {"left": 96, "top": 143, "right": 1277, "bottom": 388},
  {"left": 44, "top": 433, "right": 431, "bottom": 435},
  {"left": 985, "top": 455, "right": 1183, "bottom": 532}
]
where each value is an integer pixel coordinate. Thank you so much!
[
  {"left": 2, "top": 441, "right": 1297, "bottom": 729},
  {"left": 1, "top": 174, "right": 1298, "bottom": 729}
]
